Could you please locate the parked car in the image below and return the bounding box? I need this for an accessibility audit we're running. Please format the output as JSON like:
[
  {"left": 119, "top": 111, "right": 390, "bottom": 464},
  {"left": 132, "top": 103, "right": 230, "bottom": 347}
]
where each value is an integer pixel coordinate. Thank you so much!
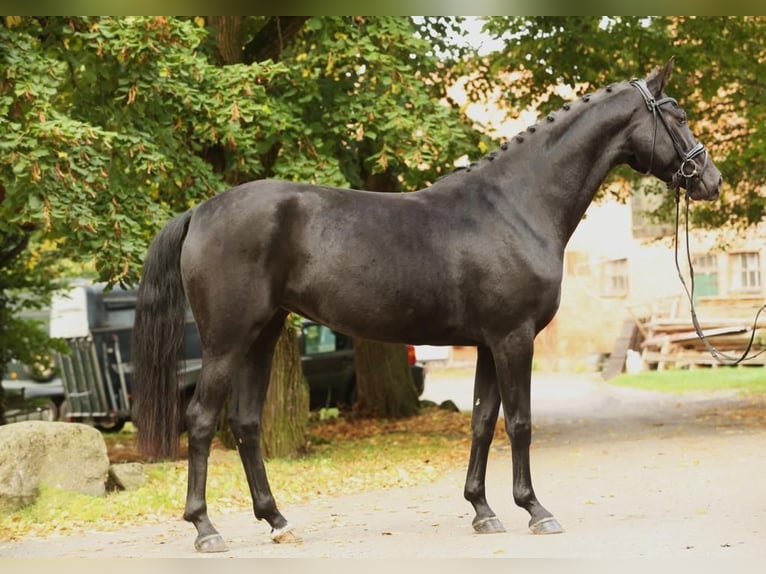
[
  {"left": 299, "top": 320, "right": 425, "bottom": 409},
  {"left": 1, "top": 384, "right": 59, "bottom": 424}
]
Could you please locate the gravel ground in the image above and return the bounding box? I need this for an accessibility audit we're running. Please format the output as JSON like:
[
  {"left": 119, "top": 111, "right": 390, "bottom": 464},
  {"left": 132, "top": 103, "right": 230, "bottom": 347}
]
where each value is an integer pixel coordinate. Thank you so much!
[{"left": 1, "top": 371, "right": 764, "bottom": 559}]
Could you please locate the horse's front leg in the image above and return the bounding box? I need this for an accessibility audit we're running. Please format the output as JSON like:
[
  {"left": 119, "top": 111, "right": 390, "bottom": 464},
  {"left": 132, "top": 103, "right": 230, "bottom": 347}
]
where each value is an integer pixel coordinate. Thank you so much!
[
  {"left": 493, "top": 328, "right": 564, "bottom": 535},
  {"left": 464, "top": 345, "right": 506, "bottom": 533}
]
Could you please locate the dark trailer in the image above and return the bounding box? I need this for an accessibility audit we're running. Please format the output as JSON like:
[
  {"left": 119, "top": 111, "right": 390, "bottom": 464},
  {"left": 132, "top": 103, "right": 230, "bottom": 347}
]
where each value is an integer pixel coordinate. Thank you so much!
[{"left": 50, "top": 282, "right": 202, "bottom": 432}]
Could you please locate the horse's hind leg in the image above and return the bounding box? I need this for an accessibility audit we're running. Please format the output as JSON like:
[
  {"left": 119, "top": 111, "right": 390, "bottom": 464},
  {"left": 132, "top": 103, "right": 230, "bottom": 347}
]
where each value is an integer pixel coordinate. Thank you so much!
[
  {"left": 184, "top": 355, "right": 235, "bottom": 552},
  {"left": 464, "top": 345, "right": 506, "bottom": 533},
  {"left": 493, "top": 327, "right": 563, "bottom": 535},
  {"left": 227, "top": 311, "right": 295, "bottom": 542}
]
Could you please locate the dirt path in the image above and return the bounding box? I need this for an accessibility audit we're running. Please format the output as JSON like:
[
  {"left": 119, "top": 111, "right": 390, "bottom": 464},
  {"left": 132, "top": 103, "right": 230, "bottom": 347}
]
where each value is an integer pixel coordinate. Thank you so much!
[{"left": 1, "top": 373, "right": 765, "bottom": 558}]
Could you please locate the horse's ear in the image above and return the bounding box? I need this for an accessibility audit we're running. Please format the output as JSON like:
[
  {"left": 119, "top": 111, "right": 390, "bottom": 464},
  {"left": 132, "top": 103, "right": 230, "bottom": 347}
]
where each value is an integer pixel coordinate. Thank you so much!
[{"left": 646, "top": 56, "right": 675, "bottom": 96}]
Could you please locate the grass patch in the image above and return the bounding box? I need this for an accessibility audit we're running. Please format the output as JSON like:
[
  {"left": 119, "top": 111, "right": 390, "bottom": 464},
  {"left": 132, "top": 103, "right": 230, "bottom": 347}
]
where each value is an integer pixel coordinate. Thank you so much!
[
  {"left": 0, "top": 407, "right": 474, "bottom": 542},
  {"left": 610, "top": 367, "right": 766, "bottom": 394}
]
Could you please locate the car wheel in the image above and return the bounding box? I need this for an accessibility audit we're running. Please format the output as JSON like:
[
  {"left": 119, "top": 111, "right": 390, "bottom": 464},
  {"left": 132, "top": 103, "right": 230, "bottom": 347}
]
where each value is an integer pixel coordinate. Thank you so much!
[
  {"left": 57, "top": 399, "right": 71, "bottom": 421},
  {"left": 95, "top": 418, "right": 127, "bottom": 433}
]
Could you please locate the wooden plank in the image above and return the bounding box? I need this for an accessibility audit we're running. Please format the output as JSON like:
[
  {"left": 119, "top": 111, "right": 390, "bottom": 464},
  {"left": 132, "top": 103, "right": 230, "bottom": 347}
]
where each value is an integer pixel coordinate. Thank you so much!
[
  {"left": 642, "top": 326, "right": 749, "bottom": 347},
  {"left": 602, "top": 319, "right": 639, "bottom": 381}
]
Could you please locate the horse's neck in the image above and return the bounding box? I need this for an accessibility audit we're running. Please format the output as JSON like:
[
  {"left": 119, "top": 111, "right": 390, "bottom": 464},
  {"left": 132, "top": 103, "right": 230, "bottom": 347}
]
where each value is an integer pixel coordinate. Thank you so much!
[{"left": 503, "top": 86, "right": 636, "bottom": 246}]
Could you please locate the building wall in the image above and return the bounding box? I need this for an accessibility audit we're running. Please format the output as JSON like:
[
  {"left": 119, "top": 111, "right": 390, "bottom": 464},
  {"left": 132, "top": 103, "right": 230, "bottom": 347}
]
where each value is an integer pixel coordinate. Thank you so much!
[{"left": 534, "top": 196, "right": 766, "bottom": 371}]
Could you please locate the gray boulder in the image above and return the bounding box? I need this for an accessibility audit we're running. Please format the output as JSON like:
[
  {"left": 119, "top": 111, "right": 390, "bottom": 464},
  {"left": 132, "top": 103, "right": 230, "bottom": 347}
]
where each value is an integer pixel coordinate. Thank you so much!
[
  {"left": 0, "top": 421, "right": 110, "bottom": 513},
  {"left": 107, "top": 462, "right": 147, "bottom": 491}
]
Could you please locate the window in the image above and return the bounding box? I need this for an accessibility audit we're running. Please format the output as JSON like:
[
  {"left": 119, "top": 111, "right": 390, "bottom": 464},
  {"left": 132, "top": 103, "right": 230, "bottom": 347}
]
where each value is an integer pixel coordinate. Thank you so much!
[
  {"left": 730, "top": 252, "right": 762, "bottom": 292},
  {"left": 302, "top": 324, "right": 337, "bottom": 355},
  {"left": 691, "top": 253, "right": 719, "bottom": 300},
  {"left": 303, "top": 324, "right": 352, "bottom": 355},
  {"left": 602, "top": 258, "right": 629, "bottom": 297}
]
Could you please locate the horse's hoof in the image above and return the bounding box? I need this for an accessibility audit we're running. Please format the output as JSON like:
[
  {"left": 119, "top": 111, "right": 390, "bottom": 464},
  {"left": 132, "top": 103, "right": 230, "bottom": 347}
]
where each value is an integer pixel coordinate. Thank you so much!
[
  {"left": 472, "top": 515, "right": 506, "bottom": 534},
  {"left": 194, "top": 533, "right": 229, "bottom": 553},
  {"left": 271, "top": 524, "right": 301, "bottom": 544},
  {"left": 529, "top": 516, "right": 564, "bottom": 535}
]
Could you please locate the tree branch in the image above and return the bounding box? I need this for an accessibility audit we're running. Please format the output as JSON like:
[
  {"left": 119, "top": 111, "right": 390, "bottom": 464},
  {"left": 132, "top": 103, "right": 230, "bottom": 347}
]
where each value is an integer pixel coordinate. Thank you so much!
[
  {"left": 243, "top": 17, "right": 309, "bottom": 63},
  {"left": 0, "top": 233, "right": 30, "bottom": 268}
]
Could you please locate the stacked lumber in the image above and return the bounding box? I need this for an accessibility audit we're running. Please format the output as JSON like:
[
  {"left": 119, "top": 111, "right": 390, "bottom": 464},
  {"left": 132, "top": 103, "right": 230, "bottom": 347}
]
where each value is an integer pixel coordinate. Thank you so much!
[{"left": 639, "top": 296, "right": 766, "bottom": 369}]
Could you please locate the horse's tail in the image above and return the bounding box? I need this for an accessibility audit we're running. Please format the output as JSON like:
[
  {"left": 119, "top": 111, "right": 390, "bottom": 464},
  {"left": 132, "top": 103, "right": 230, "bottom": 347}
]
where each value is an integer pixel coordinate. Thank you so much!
[{"left": 132, "top": 209, "right": 193, "bottom": 460}]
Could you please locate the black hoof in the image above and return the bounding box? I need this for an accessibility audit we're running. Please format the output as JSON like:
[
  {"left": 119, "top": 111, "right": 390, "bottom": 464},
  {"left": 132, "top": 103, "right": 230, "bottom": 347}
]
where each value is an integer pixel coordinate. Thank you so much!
[
  {"left": 529, "top": 516, "right": 564, "bottom": 535},
  {"left": 472, "top": 515, "right": 506, "bottom": 534},
  {"left": 194, "top": 533, "right": 229, "bottom": 553}
]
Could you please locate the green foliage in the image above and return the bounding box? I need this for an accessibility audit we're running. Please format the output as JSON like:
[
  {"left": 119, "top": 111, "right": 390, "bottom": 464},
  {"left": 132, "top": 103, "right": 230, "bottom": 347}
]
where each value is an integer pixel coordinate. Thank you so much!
[
  {"left": 3, "top": 16, "right": 764, "bottom": 300},
  {"left": 1, "top": 16, "right": 482, "bottom": 285},
  {"left": 1, "top": 16, "right": 288, "bottom": 284},
  {"left": 479, "top": 16, "right": 766, "bottom": 228},
  {"left": 0, "top": 233, "right": 67, "bottom": 382},
  {"left": 269, "top": 16, "right": 482, "bottom": 191}
]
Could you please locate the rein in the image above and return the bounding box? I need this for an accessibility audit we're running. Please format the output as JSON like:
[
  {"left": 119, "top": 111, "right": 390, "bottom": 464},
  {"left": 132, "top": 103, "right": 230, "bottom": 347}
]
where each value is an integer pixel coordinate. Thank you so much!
[
  {"left": 673, "top": 191, "right": 766, "bottom": 365},
  {"left": 630, "top": 78, "right": 765, "bottom": 365}
]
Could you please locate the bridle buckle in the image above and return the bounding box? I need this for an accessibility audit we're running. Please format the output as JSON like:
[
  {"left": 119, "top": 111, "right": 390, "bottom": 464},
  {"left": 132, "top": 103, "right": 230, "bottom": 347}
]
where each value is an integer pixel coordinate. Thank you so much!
[{"left": 678, "top": 158, "right": 699, "bottom": 179}]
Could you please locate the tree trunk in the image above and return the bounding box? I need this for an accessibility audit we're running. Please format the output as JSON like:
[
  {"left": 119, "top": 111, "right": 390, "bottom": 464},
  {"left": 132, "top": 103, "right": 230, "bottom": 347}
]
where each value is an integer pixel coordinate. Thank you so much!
[
  {"left": 260, "top": 323, "right": 309, "bottom": 459},
  {"left": 243, "top": 17, "right": 309, "bottom": 63},
  {"left": 208, "top": 18, "right": 308, "bottom": 455},
  {"left": 208, "top": 16, "right": 244, "bottom": 65},
  {"left": 354, "top": 338, "right": 419, "bottom": 418}
]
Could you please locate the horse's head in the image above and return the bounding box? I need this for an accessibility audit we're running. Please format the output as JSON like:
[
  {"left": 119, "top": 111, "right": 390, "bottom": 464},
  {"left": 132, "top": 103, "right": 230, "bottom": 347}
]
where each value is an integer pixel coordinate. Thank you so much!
[{"left": 626, "top": 58, "right": 722, "bottom": 201}]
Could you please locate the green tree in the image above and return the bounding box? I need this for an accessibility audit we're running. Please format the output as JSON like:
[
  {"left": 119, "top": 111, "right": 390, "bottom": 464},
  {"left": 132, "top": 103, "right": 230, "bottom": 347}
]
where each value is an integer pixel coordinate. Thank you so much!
[
  {"left": 0, "top": 17, "right": 483, "bottom": 431},
  {"left": 1, "top": 16, "right": 288, "bottom": 279},
  {"left": 479, "top": 16, "right": 765, "bottom": 228}
]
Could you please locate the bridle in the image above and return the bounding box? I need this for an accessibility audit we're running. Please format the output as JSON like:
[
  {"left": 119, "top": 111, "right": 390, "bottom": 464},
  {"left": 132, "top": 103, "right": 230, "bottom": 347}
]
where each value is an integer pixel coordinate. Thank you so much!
[
  {"left": 630, "top": 78, "right": 708, "bottom": 191},
  {"left": 630, "top": 78, "right": 766, "bottom": 366}
]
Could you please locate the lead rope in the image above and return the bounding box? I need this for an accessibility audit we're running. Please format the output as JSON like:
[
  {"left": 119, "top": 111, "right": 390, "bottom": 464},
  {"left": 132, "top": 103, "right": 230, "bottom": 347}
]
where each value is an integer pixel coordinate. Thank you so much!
[{"left": 673, "top": 190, "right": 766, "bottom": 365}]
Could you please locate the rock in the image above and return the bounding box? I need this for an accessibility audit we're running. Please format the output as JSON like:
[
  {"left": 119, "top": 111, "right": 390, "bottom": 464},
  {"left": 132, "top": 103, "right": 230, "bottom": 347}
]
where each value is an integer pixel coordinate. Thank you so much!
[
  {"left": 0, "top": 421, "right": 110, "bottom": 513},
  {"left": 438, "top": 399, "right": 460, "bottom": 413},
  {"left": 107, "top": 462, "right": 147, "bottom": 491}
]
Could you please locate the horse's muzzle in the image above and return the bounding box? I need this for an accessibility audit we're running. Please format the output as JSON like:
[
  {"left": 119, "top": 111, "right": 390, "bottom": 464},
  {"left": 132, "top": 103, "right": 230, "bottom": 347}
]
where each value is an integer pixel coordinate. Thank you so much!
[{"left": 687, "top": 172, "right": 722, "bottom": 201}]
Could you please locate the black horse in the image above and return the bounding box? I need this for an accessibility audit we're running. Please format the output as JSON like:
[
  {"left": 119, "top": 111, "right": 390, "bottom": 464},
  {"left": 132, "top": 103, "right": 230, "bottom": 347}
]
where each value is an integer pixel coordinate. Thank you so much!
[{"left": 132, "top": 59, "right": 722, "bottom": 553}]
